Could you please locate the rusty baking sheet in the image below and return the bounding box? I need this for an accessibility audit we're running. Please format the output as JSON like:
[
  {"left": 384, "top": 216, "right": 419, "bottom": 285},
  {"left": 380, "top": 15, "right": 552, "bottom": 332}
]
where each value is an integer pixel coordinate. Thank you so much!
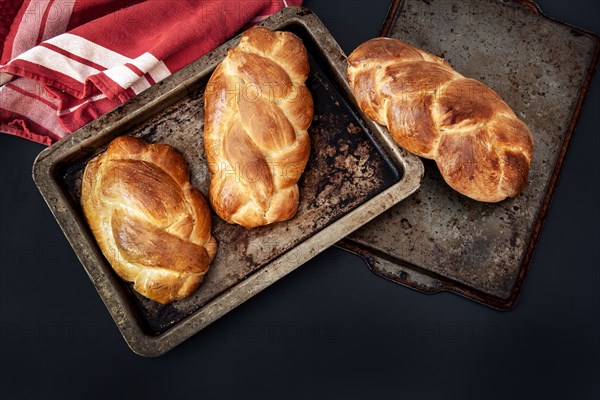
[
  {"left": 338, "top": 0, "right": 599, "bottom": 309},
  {"left": 32, "top": 7, "right": 423, "bottom": 356}
]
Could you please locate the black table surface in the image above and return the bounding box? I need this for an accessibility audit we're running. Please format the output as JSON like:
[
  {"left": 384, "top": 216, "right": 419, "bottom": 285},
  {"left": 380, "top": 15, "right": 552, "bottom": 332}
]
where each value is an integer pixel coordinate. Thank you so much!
[{"left": 1, "top": 1, "right": 598, "bottom": 399}]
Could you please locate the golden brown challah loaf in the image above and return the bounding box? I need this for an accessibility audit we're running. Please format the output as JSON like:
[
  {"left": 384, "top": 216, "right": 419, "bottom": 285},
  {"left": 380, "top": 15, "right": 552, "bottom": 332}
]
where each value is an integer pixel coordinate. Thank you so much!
[
  {"left": 347, "top": 38, "right": 534, "bottom": 202},
  {"left": 204, "top": 27, "right": 313, "bottom": 228},
  {"left": 81, "top": 136, "right": 217, "bottom": 304}
]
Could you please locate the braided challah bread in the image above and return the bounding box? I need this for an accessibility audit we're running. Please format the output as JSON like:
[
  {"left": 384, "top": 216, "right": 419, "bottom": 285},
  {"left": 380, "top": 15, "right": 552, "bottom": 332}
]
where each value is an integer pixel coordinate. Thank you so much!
[
  {"left": 81, "top": 136, "right": 217, "bottom": 304},
  {"left": 204, "top": 27, "right": 313, "bottom": 228},
  {"left": 347, "top": 38, "right": 534, "bottom": 202}
]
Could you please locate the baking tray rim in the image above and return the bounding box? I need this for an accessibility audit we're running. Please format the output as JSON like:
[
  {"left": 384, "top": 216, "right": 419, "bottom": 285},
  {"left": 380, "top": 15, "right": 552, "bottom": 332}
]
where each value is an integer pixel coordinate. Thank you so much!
[{"left": 31, "top": 6, "right": 424, "bottom": 356}]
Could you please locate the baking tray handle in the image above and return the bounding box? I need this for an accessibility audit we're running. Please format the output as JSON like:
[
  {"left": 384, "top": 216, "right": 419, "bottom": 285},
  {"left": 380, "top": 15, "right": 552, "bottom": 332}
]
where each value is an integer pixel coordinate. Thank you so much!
[{"left": 339, "top": 240, "right": 445, "bottom": 293}]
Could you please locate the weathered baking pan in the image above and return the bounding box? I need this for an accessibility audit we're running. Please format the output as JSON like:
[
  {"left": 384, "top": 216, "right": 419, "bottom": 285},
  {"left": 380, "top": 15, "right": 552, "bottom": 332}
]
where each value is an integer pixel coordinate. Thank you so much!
[
  {"left": 32, "top": 7, "right": 423, "bottom": 356},
  {"left": 338, "top": 0, "right": 599, "bottom": 309}
]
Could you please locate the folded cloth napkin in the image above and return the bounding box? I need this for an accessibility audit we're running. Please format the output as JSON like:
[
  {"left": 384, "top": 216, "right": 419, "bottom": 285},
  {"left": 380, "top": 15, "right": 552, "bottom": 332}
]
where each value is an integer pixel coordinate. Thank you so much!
[{"left": 0, "top": 0, "right": 302, "bottom": 145}]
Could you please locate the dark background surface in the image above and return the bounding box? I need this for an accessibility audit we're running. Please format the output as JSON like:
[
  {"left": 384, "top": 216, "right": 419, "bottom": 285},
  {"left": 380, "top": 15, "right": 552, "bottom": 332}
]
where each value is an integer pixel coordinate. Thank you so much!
[{"left": 0, "top": 1, "right": 598, "bottom": 399}]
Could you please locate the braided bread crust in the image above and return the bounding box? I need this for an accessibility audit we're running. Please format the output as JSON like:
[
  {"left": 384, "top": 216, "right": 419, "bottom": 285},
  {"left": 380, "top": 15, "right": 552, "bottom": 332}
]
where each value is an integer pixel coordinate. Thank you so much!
[
  {"left": 204, "top": 27, "right": 313, "bottom": 228},
  {"left": 82, "top": 136, "right": 217, "bottom": 304},
  {"left": 347, "top": 38, "right": 534, "bottom": 202}
]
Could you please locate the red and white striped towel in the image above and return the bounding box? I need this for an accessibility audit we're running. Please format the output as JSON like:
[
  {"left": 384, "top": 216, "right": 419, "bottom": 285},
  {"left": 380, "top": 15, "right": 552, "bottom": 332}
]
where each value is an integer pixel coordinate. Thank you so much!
[{"left": 0, "top": 0, "right": 302, "bottom": 146}]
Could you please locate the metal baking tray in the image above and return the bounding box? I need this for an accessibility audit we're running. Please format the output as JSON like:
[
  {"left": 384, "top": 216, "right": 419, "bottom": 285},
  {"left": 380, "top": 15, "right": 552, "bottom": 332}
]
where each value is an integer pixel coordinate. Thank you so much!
[
  {"left": 32, "top": 7, "right": 423, "bottom": 356},
  {"left": 338, "top": 0, "right": 599, "bottom": 309}
]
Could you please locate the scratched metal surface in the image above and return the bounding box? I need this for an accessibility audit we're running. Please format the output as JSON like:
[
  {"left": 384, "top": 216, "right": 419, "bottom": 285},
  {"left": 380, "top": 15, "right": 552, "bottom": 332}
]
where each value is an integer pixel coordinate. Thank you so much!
[
  {"left": 340, "top": 0, "right": 599, "bottom": 308},
  {"left": 32, "top": 8, "right": 423, "bottom": 356}
]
